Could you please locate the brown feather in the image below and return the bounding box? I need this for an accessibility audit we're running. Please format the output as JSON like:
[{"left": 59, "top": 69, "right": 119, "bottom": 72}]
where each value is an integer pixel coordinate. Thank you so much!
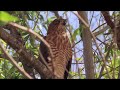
[{"left": 39, "top": 18, "right": 72, "bottom": 79}]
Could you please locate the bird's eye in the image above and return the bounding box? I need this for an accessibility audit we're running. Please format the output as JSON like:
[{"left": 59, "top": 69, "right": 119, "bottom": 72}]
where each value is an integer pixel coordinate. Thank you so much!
[
  {"left": 52, "top": 18, "right": 67, "bottom": 26},
  {"left": 54, "top": 20, "right": 60, "bottom": 25},
  {"left": 63, "top": 20, "right": 66, "bottom": 25},
  {"left": 56, "top": 20, "right": 60, "bottom": 24}
]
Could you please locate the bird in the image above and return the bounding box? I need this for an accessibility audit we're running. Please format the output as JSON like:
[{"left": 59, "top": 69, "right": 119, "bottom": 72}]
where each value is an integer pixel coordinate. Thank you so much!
[{"left": 39, "top": 17, "right": 72, "bottom": 79}]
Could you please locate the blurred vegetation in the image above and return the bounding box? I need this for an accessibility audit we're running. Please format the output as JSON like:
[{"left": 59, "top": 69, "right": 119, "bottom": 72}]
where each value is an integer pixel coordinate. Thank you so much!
[{"left": 0, "top": 11, "right": 120, "bottom": 79}]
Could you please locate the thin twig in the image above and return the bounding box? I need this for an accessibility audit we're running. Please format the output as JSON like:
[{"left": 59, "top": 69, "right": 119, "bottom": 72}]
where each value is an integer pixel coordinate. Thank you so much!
[
  {"left": 99, "top": 65, "right": 119, "bottom": 78},
  {"left": 33, "top": 12, "right": 40, "bottom": 30},
  {"left": 92, "top": 23, "right": 106, "bottom": 32},
  {"left": 93, "top": 14, "right": 120, "bottom": 36},
  {"left": 38, "top": 49, "right": 51, "bottom": 70},
  {"left": 93, "top": 25, "right": 109, "bottom": 36},
  {"left": 51, "top": 11, "right": 60, "bottom": 18},
  {"left": 98, "top": 41, "right": 113, "bottom": 78},
  {"left": 101, "top": 11, "right": 115, "bottom": 31},
  {"left": 74, "top": 47, "right": 81, "bottom": 78},
  {"left": 90, "top": 31, "right": 111, "bottom": 79},
  {"left": 0, "top": 40, "right": 33, "bottom": 79},
  {"left": 8, "top": 22, "right": 51, "bottom": 53},
  {"left": 72, "top": 40, "right": 82, "bottom": 48},
  {"left": 72, "top": 11, "right": 89, "bottom": 28},
  {"left": 89, "top": 11, "right": 94, "bottom": 26},
  {"left": 65, "top": 13, "right": 75, "bottom": 46}
]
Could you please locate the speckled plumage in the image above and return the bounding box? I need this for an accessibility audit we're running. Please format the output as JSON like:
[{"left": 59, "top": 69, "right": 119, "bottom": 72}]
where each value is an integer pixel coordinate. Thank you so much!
[{"left": 39, "top": 17, "right": 72, "bottom": 79}]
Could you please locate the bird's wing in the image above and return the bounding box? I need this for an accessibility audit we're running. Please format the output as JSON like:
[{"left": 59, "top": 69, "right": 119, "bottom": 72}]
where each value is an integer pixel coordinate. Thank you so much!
[
  {"left": 39, "top": 36, "right": 49, "bottom": 64},
  {"left": 64, "top": 57, "right": 72, "bottom": 79}
]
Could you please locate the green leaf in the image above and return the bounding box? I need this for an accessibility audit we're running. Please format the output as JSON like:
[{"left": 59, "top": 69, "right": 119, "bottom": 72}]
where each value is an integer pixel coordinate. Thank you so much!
[
  {"left": 72, "top": 25, "right": 83, "bottom": 41},
  {"left": 79, "top": 25, "right": 83, "bottom": 38},
  {"left": 44, "top": 17, "right": 56, "bottom": 25},
  {"left": 0, "top": 11, "right": 19, "bottom": 24},
  {"left": 47, "top": 17, "right": 54, "bottom": 23},
  {"left": 104, "top": 45, "right": 107, "bottom": 53},
  {"left": 76, "top": 58, "right": 82, "bottom": 61},
  {"left": 30, "top": 11, "right": 37, "bottom": 20},
  {"left": 30, "top": 36, "right": 35, "bottom": 47},
  {"left": 23, "top": 34, "right": 29, "bottom": 42},
  {"left": 110, "top": 49, "right": 113, "bottom": 57},
  {"left": 72, "top": 28, "right": 80, "bottom": 41},
  {"left": 118, "top": 58, "right": 120, "bottom": 66}
]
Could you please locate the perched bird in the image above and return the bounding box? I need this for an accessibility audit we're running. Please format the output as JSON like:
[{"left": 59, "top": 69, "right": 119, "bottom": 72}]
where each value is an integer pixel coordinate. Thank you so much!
[{"left": 39, "top": 17, "right": 72, "bottom": 79}]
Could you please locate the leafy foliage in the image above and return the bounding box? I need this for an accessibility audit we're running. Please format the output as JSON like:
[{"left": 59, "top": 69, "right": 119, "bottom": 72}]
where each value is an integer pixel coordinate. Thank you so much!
[
  {"left": 0, "top": 11, "right": 19, "bottom": 26},
  {"left": 0, "top": 11, "right": 120, "bottom": 79}
]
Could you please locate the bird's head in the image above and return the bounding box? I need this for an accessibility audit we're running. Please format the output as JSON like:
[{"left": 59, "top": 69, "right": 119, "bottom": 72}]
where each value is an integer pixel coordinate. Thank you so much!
[{"left": 47, "top": 17, "right": 67, "bottom": 34}]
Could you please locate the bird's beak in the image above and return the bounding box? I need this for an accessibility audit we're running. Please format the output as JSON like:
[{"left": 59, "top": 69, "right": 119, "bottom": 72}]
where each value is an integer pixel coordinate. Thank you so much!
[{"left": 63, "top": 19, "right": 67, "bottom": 25}]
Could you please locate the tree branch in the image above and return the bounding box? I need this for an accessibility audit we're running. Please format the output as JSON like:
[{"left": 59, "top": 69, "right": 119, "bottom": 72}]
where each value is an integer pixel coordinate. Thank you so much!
[
  {"left": 77, "top": 11, "right": 95, "bottom": 79},
  {"left": 51, "top": 11, "right": 60, "bottom": 18},
  {"left": 72, "top": 11, "right": 89, "bottom": 28},
  {"left": 0, "top": 40, "right": 33, "bottom": 79},
  {"left": 2, "top": 24, "right": 34, "bottom": 77},
  {"left": 101, "top": 11, "right": 115, "bottom": 32},
  {"left": 0, "top": 27, "right": 55, "bottom": 79},
  {"left": 93, "top": 25, "right": 109, "bottom": 36},
  {"left": 76, "top": 11, "right": 111, "bottom": 79},
  {"left": 7, "top": 22, "right": 54, "bottom": 71}
]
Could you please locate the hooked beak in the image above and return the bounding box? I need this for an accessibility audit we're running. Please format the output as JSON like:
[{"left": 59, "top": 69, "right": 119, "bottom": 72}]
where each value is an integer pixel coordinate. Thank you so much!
[{"left": 63, "top": 19, "right": 67, "bottom": 25}]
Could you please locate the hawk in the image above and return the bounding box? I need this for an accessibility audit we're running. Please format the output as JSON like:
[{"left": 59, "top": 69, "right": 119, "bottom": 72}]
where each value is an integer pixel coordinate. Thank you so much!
[{"left": 39, "top": 17, "right": 72, "bottom": 79}]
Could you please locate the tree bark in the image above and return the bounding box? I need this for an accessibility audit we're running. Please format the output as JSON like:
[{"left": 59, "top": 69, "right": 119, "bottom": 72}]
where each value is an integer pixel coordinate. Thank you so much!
[
  {"left": 77, "top": 11, "right": 95, "bottom": 79},
  {"left": 3, "top": 24, "right": 35, "bottom": 78},
  {"left": 0, "top": 27, "right": 55, "bottom": 79}
]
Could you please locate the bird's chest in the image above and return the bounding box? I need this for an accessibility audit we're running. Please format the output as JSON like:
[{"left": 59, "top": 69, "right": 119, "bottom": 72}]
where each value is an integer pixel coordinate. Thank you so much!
[
  {"left": 46, "top": 33, "right": 71, "bottom": 59},
  {"left": 53, "top": 35, "right": 69, "bottom": 50}
]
